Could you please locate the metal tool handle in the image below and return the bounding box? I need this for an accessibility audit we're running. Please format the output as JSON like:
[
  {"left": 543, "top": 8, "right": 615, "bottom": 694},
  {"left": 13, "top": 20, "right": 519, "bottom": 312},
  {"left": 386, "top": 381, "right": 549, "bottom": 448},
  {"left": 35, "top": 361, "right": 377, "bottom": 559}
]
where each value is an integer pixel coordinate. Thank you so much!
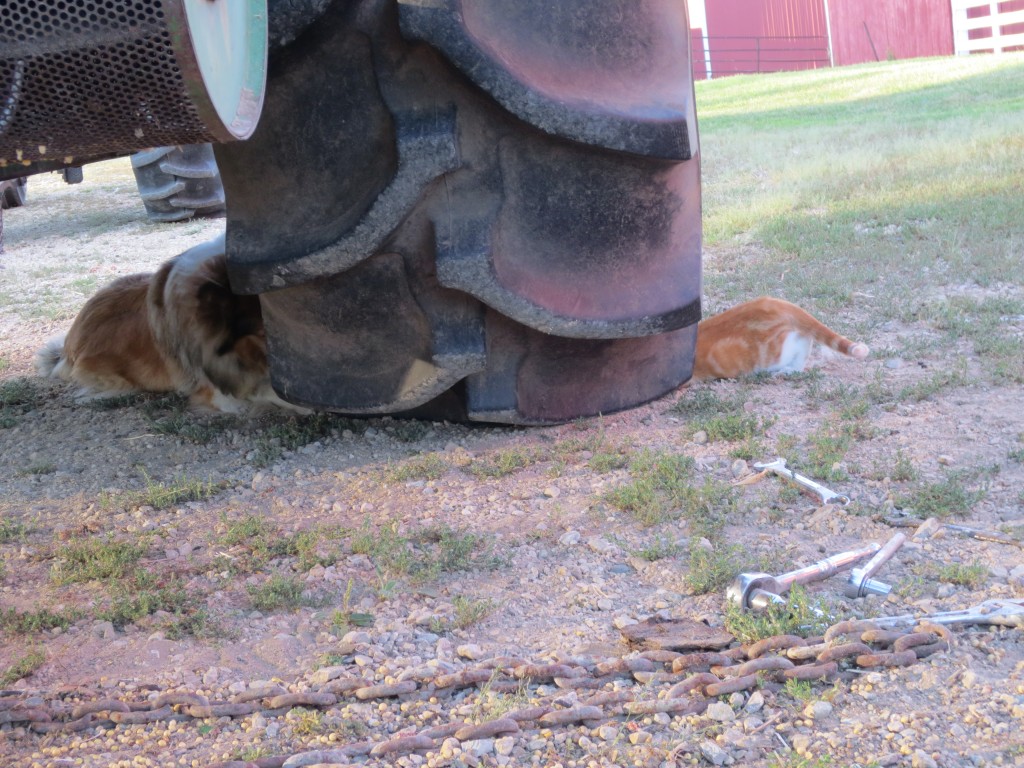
[
  {"left": 857, "top": 532, "right": 906, "bottom": 581},
  {"left": 775, "top": 543, "right": 881, "bottom": 591}
]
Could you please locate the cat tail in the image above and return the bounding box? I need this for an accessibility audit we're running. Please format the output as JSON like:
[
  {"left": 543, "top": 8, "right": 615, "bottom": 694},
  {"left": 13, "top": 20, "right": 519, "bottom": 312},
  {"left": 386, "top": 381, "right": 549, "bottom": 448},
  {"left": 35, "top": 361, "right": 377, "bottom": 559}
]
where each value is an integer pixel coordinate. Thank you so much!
[
  {"left": 35, "top": 334, "right": 69, "bottom": 378},
  {"left": 798, "top": 310, "right": 869, "bottom": 359}
]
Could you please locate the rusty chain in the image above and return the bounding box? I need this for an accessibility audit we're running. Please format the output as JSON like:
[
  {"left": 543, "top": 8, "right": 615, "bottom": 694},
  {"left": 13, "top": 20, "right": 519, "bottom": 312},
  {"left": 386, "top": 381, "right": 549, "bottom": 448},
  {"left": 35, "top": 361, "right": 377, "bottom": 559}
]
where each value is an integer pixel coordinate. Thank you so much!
[{"left": 0, "top": 618, "right": 954, "bottom": 767}]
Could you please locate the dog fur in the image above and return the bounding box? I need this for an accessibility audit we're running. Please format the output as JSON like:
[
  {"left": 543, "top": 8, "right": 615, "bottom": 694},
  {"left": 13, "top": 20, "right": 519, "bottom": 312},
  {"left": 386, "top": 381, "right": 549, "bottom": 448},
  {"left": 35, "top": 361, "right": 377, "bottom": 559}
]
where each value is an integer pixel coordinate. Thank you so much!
[{"left": 37, "top": 233, "right": 302, "bottom": 413}]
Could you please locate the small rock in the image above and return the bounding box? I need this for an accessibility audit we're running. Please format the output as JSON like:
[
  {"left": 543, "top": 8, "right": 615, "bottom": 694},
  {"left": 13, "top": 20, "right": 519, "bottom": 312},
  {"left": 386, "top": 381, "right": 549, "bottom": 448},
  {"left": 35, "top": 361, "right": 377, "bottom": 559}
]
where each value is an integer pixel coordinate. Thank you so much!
[
  {"left": 342, "top": 630, "right": 371, "bottom": 644},
  {"left": 884, "top": 357, "right": 903, "bottom": 369},
  {"left": 1008, "top": 564, "right": 1024, "bottom": 586},
  {"left": 912, "top": 750, "right": 938, "bottom": 768},
  {"left": 596, "top": 598, "right": 613, "bottom": 611},
  {"left": 613, "top": 615, "right": 638, "bottom": 629},
  {"left": 629, "top": 730, "right": 653, "bottom": 745},
  {"left": 700, "top": 740, "right": 729, "bottom": 766},
  {"left": 311, "top": 666, "right": 348, "bottom": 685},
  {"left": 543, "top": 486, "right": 561, "bottom": 498},
  {"left": 744, "top": 691, "right": 764, "bottom": 713},
  {"left": 935, "top": 583, "right": 955, "bottom": 599},
  {"left": 961, "top": 669, "right": 978, "bottom": 689},
  {"left": 791, "top": 734, "right": 812, "bottom": 755},
  {"left": 706, "top": 701, "right": 735, "bottom": 722},
  {"left": 91, "top": 620, "right": 116, "bottom": 640},
  {"left": 463, "top": 738, "right": 495, "bottom": 757},
  {"left": 937, "top": 455, "right": 954, "bottom": 466},
  {"left": 457, "top": 644, "right": 485, "bottom": 660},
  {"left": 558, "top": 530, "right": 581, "bottom": 546},
  {"left": 587, "top": 537, "right": 620, "bottom": 555},
  {"left": 597, "top": 724, "right": 619, "bottom": 741},
  {"left": 806, "top": 700, "right": 833, "bottom": 720},
  {"left": 730, "top": 459, "right": 749, "bottom": 479},
  {"left": 692, "top": 430, "right": 709, "bottom": 445},
  {"left": 494, "top": 736, "right": 515, "bottom": 756}
]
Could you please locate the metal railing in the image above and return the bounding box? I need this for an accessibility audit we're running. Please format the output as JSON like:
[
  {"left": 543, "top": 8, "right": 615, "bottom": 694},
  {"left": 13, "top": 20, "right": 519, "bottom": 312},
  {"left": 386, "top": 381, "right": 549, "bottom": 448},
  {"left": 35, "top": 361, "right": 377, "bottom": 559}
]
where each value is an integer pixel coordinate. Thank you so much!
[{"left": 694, "top": 35, "right": 832, "bottom": 79}]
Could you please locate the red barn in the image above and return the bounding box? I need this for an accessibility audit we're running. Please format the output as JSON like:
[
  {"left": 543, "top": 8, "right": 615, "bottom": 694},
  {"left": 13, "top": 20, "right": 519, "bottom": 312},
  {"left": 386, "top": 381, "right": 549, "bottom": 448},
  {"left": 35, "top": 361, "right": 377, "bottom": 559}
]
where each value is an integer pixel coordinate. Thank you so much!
[{"left": 691, "top": 0, "right": 956, "bottom": 78}]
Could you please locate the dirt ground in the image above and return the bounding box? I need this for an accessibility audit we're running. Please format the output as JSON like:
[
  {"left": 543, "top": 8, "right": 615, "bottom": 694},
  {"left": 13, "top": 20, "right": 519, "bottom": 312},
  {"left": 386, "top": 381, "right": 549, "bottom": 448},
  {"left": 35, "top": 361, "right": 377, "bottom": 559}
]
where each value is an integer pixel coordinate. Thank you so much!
[{"left": 0, "top": 162, "right": 1022, "bottom": 768}]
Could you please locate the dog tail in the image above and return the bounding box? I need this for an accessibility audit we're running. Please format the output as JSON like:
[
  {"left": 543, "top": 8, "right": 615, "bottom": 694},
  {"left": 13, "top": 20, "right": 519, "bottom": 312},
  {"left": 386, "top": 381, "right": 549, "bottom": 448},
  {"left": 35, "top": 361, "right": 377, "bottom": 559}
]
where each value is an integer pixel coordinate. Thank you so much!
[{"left": 35, "top": 334, "right": 68, "bottom": 379}]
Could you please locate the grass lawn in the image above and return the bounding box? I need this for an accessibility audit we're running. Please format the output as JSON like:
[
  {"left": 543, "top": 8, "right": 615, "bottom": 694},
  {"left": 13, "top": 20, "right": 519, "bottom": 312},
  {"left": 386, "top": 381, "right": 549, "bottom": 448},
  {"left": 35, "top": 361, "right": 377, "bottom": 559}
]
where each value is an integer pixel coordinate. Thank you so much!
[{"left": 695, "top": 54, "right": 1024, "bottom": 383}]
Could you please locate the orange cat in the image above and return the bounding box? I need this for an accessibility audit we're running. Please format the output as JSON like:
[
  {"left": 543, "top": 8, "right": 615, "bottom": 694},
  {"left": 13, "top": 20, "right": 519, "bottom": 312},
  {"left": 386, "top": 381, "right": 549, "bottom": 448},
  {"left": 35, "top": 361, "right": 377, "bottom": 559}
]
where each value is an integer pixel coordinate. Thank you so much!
[{"left": 692, "top": 297, "right": 869, "bottom": 381}]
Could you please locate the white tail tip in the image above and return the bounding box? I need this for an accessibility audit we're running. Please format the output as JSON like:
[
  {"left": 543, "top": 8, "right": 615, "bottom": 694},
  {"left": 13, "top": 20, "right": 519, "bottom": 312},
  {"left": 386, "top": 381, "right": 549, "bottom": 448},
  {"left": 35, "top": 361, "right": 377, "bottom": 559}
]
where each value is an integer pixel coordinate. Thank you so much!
[
  {"left": 35, "top": 335, "right": 67, "bottom": 378},
  {"left": 850, "top": 343, "right": 869, "bottom": 360}
]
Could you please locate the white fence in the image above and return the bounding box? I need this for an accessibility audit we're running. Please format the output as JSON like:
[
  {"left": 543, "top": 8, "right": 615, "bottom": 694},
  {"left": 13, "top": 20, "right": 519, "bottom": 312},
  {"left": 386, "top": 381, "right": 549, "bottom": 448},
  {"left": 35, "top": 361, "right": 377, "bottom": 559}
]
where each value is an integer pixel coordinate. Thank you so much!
[{"left": 952, "top": 0, "right": 1024, "bottom": 53}]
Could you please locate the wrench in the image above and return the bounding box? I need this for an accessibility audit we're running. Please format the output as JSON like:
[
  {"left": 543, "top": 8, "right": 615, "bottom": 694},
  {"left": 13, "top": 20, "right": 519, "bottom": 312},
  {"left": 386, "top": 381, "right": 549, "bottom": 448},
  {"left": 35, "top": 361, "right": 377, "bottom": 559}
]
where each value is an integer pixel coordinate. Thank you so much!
[
  {"left": 844, "top": 532, "right": 906, "bottom": 598},
  {"left": 869, "top": 599, "right": 1024, "bottom": 629},
  {"left": 728, "top": 542, "right": 880, "bottom": 611},
  {"left": 753, "top": 458, "right": 851, "bottom": 506}
]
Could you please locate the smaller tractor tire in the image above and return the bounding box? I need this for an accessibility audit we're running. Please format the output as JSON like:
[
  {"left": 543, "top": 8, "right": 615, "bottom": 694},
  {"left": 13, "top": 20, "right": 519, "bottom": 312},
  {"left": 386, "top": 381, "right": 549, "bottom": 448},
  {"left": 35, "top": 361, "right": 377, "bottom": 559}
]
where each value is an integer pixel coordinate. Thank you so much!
[
  {"left": 131, "top": 144, "right": 226, "bottom": 223},
  {"left": 0, "top": 177, "right": 27, "bottom": 209}
]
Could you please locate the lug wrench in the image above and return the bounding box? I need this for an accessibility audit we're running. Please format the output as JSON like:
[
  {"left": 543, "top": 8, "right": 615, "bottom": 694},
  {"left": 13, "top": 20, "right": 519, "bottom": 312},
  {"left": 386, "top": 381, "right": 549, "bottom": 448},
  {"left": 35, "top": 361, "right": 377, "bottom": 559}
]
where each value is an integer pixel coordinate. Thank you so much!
[
  {"left": 753, "top": 458, "right": 851, "bottom": 506},
  {"left": 844, "top": 532, "right": 906, "bottom": 598},
  {"left": 869, "top": 598, "right": 1024, "bottom": 629},
  {"left": 728, "top": 542, "right": 880, "bottom": 611}
]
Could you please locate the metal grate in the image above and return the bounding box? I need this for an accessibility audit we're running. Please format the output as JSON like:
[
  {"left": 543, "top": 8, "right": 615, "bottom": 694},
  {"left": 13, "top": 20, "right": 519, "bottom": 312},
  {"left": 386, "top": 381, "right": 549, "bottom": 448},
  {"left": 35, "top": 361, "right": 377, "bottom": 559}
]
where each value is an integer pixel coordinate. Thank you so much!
[{"left": 0, "top": 1, "right": 223, "bottom": 171}]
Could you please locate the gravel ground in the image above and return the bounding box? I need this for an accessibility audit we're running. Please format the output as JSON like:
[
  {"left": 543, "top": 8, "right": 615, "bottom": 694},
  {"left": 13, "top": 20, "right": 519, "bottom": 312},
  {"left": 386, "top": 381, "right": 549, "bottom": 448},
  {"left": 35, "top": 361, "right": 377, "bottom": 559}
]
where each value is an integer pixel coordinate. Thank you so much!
[{"left": 1, "top": 162, "right": 1022, "bottom": 768}]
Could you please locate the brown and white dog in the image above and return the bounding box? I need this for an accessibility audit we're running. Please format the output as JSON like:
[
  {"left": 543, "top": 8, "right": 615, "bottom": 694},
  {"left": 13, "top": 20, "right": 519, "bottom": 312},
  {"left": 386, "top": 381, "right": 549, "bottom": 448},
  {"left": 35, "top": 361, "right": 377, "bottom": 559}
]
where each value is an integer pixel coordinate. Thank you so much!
[{"left": 36, "top": 234, "right": 303, "bottom": 413}]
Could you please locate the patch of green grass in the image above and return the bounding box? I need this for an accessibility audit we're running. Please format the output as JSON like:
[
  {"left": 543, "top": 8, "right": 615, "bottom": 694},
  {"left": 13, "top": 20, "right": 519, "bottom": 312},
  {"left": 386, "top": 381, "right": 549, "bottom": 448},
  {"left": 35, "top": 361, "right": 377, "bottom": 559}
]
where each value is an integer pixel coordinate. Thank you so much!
[
  {"left": 672, "top": 387, "right": 745, "bottom": 419},
  {"left": 632, "top": 537, "right": 683, "bottom": 562},
  {"left": 96, "top": 572, "right": 192, "bottom": 629},
  {"left": 588, "top": 449, "right": 630, "bottom": 473},
  {"left": 685, "top": 540, "right": 746, "bottom": 595},
  {"left": 921, "top": 297, "right": 1024, "bottom": 384},
  {"left": 604, "top": 450, "right": 735, "bottom": 534},
  {"left": 385, "top": 419, "right": 432, "bottom": 443},
  {"left": 473, "top": 675, "right": 532, "bottom": 722},
  {"left": 724, "top": 586, "right": 831, "bottom": 643},
  {"left": 350, "top": 521, "right": 502, "bottom": 583},
  {"left": 674, "top": 389, "right": 775, "bottom": 443},
  {"left": 778, "top": 678, "right": 839, "bottom": 708},
  {"left": 452, "top": 596, "right": 497, "bottom": 630},
  {"left": 386, "top": 452, "right": 449, "bottom": 482},
  {"left": 0, "top": 607, "right": 82, "bottom": 635},
  {"left": 102, "top": 472, "right": 224, "bottom": 512},
  {"left": 247, "top": 574, "right": 316, "bottom": 612},
  {"left": 866, "top": 450, "right": 917, "bottom": 482},
  {"left": 16, "top": 461, "right": 56, "bottom": 477},
  {"left": 896, "top": 470, "right": 988, "bottom": 519},
  {"left": 937, "top": 561, "right": 987, "bottom": 589},
  {"left": 0, "top": 517, "right": 28, "bottom": 543},
  {"left": 728, "top": 435, "right": 767, "bottom": 461},
  {"left": 767, "top": 752, "right": 834, "bottom": 768},
  {"left": 804, "top": 422, "right": 854, "bottom": 482},
  {"left": 217, "top": 516, "right": 341, "bottom": 572},
  {"left": 0, "top": 377, "right": 44, "bottom": 427},
  {"left": 466, "top": 446, "right": 538, "bottom": 478},
  {"left": 288, "top": 707, "right": 326, "bottom": 737},
  {"left": 703, "top": 413, "right": 776, "bottom": 443},
  {"left": 50, "top": 536, "right": 149, "bottom": 585},
  {"left": 699, "top": 55, "right": 1024, "bottom": 326},
  {"left": 251, "top": 413, "right": 363, "bottom": 468},
  {"left": 0, "top": 378, "right": 41, "bottom": 408},
  {"left": 1, "top": 647, "right": 46, "bottom": 686},
  {"left": 1009, "top": 435, "right": 1024, "bottom": 463}
]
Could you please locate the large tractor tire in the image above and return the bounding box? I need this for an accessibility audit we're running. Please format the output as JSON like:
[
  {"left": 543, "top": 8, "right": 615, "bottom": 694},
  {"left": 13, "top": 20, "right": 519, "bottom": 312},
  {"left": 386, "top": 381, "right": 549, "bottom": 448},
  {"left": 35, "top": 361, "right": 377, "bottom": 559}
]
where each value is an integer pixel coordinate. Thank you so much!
[
  {"left": 216, "top": 0, "right": 702, "bottom": 425},
  {"left": 131, "top": 145, "right": 226, "bottom": 223},
  {"left": 0, "top": 177, "right": 27, "bottom": 209}
]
